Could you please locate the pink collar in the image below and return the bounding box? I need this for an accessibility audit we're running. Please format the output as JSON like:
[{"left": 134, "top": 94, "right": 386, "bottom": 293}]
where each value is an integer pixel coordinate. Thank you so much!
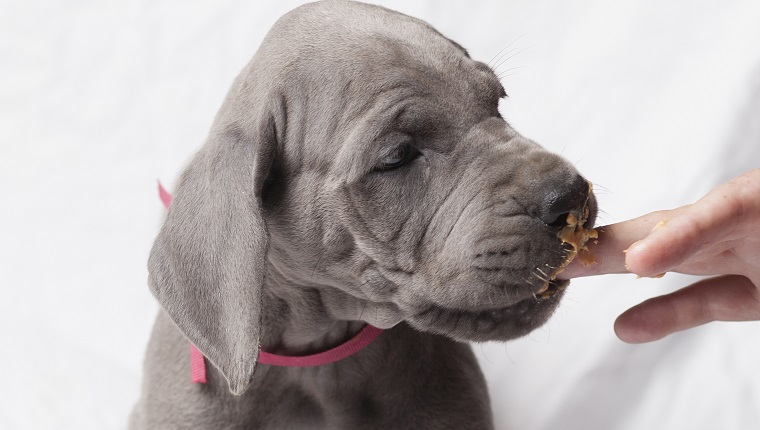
[
  {"left": 158, "top": 182, "right": 384, "bottom": 383},
  {"left": 191, "top": 325, "right": 383, "bottom": 383}
]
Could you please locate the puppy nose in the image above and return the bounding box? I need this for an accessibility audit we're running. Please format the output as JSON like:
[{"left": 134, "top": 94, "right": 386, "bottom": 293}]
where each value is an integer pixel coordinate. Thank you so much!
[{"left": 539, "top": 174, "right": 591, "bottom": 228}]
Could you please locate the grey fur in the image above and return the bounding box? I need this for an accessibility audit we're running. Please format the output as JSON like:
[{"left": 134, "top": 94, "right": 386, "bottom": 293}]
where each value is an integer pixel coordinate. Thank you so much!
[{"left": 131, "top": 1, "right": 596, "bottom": 429}]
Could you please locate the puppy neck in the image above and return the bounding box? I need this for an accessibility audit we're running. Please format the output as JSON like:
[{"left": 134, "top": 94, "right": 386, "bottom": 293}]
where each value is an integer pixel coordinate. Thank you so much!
[{"left": 259, "top": 278, "right": 367, "bottom": 357}]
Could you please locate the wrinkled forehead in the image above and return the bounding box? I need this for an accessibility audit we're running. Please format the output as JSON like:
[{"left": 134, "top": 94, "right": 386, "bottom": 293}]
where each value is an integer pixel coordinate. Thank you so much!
[
  {"left": 323, "top": 35, "right": 505, "bottom": 179},
  {"left": 262, "top": 2, "right": 506, "bottom": 181}
]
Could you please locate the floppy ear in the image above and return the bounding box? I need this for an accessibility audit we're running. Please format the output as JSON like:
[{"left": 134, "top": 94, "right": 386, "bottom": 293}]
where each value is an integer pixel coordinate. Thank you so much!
[{"left": 148, "top": 115, "right": 276, "bottom": 396}]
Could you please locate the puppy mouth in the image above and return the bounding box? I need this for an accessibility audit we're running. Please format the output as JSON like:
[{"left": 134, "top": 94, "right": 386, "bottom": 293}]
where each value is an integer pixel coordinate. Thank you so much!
[
  {"left": 552, "top": 200, "right": 599, "bottom": 275},
  {"left": 407, "top": 278, "right": 568, "bottom": 342},
  {"left": 409, "top": 204, "right": 589, "bottom": 342},
  {"left": 403, "top": 186, "right": 596, "bottom": 343}
]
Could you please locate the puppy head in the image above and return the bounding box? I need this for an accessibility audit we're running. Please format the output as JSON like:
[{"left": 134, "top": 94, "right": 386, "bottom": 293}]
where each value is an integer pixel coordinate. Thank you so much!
[
  {"left": 262, "top": 2, "right": 598, "bottom": 341},
  {"left": 148, "top": 2, "right": 596, "bottom": 396}
]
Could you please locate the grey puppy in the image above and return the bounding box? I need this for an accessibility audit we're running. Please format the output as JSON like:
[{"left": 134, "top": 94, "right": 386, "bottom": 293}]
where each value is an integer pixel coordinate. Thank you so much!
[{"left": 131, "top": 1, "right": 596, "bottom": 429}]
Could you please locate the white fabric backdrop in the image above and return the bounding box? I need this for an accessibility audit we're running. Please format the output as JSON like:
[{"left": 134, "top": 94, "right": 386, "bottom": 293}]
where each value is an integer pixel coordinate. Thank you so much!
[{"left": 2, "top": 1, "right": 759, "bottom": 429}]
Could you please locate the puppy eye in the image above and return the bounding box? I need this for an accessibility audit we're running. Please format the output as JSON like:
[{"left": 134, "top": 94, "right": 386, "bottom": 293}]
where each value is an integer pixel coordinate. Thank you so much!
[{"left": 377, "top": 143, "right": 418, "bottom": 171}]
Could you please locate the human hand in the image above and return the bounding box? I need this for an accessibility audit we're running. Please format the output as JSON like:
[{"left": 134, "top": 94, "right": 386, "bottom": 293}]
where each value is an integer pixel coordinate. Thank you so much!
[{"left": 559, "top": 168, "right": 760, "bottom": 343}]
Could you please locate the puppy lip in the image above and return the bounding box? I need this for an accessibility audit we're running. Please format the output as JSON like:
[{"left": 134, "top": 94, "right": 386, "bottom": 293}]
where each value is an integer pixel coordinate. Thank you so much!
[
  {"left": 584, "top": 191, "right": 599, "bottom": 229},
  {"left": 536, "top": 278, "right": 569, "bottom": 299},
  {"left": 412, "top": 279, "right": 567, "bottom": 318},
  {"left": 407, "top": 288, "right": 565, "bottom": 342},
  {"left": 471, "top": 263, "right": 570, "bottom": 302}
]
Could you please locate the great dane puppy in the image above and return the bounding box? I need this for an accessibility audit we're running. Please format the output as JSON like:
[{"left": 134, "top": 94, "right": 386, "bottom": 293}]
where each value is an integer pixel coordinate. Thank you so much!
[{"left": 131, "top": 1, "right": 597, "bottom": 429}]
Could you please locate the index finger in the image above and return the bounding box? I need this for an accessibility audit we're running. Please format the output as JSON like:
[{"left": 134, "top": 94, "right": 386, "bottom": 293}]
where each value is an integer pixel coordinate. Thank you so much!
[{"left": 557, "top": 210, "right": 677, "bottom": 279}]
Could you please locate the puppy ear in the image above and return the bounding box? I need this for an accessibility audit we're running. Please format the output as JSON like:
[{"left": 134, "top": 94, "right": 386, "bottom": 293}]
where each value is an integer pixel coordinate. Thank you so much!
[{"left": 148, "top": 116, "right": 275, "bottom": 396}]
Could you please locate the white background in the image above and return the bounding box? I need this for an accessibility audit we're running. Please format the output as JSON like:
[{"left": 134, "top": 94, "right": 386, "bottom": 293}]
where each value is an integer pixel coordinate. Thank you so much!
[{"left": 2, "top": 1, "right": 759, "bottom": 429}]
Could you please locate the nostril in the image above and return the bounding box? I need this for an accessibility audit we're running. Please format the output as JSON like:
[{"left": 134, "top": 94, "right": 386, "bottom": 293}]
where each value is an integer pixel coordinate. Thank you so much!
[
  {"left": 539, "top": 174, "right": 589, "bottom": 228},
  {"left": 548, "top": 212, "right": 572, "bottom": 229}
]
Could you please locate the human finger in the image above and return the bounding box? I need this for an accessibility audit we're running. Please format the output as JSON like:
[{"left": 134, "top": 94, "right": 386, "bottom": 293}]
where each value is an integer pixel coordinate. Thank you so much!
[
  {"left": 558, "top": 210, "right": 676, "bottom": 279},
  {"left": 625, "top": 171, "right": 759, "bottom": 277},
  {"left": 614, "top": 275, "right": 760, "bottom": 343}
]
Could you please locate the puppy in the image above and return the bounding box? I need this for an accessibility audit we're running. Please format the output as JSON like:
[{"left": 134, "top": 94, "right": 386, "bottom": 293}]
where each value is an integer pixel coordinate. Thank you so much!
[{"left": 131, "top": 2, "right": 596, "bottom": 429}]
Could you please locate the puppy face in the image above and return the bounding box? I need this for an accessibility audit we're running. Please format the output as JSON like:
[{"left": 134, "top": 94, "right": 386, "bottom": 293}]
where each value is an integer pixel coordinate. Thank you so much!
[{"left": 261, "top": 3, "right": 596, "bottom": 343}]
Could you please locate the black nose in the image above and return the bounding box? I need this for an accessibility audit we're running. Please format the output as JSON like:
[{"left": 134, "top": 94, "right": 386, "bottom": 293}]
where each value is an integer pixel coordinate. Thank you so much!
[{"left": 539, "top": 174, "right": 591, "bottom": 228}]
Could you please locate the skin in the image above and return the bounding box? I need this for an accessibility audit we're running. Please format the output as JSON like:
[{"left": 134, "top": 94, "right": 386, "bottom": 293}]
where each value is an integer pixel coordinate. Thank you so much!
[{"left": 559, "top": 168, "right": 760, "bottom": 343}]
